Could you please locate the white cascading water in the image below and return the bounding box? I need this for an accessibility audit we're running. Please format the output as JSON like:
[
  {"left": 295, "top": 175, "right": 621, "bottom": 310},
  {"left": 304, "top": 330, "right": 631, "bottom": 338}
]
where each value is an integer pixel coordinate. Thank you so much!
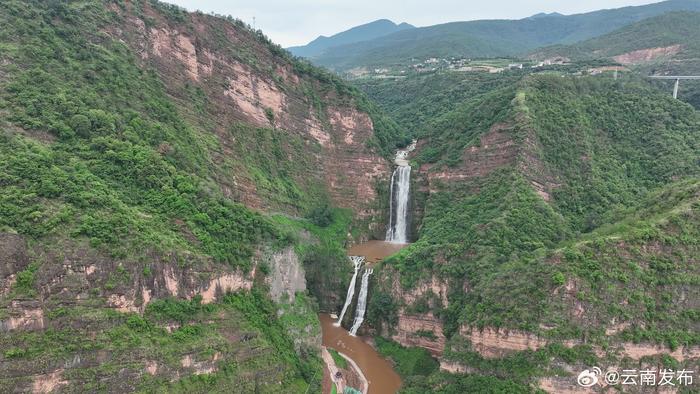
[
  {"left": 385, "top": 140, "right": 416, "bottom": 243},
  {"left": 335, "top": 256, "right": 363, "bottom": 327},
  {"left": 349, "top": 268, "right": 373, "bottom": 336}
]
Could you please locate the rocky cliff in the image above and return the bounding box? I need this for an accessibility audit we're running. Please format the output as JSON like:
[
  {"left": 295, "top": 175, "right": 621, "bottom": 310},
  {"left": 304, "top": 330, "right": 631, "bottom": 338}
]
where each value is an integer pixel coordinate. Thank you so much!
[
  {"left": 0, "top": 0, "right": 405, "bottom": 392},
  {"left": 0, "top": 233, "right": 315, "bottom": 392},
  {"left": 104, "top": 0, "right": 399, "bottom": 220}
]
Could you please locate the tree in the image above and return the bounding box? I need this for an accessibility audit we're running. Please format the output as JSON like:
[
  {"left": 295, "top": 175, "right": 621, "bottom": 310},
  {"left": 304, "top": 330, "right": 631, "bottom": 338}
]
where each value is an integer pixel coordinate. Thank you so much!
[{"left": 69, "top": 114, "right": 91, "bottom": 138}]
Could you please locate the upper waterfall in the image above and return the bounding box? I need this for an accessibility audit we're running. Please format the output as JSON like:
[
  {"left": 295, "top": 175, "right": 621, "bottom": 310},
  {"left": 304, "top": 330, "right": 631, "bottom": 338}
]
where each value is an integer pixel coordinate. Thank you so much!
[{"left": 385, "top": 140, "right": 416, "bottom": 244}]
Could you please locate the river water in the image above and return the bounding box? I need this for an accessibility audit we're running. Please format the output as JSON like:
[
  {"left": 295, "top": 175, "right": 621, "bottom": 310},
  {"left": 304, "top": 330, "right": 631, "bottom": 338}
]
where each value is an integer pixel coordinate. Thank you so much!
[
  {"left": 347, "top": 240, "right": 407, "bottom": 263},
  {"left": 321, "top": 241, "right": 408, "bottom": 393},
  {"left": 320, "top": 314, "right": 402, "bottom": 394}
]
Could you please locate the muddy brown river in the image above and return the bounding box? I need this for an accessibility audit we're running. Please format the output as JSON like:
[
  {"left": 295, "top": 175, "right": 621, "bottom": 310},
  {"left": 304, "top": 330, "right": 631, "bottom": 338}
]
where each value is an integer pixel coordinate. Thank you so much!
[
  {"left": 321, "top": 314, "right": 402, "bottom": 394},
  {"left": 347, "top": 240, "right": 408, "bottom": 263},
  {"left": 321, "top": 240, "right": 408, "bottom": 393}
]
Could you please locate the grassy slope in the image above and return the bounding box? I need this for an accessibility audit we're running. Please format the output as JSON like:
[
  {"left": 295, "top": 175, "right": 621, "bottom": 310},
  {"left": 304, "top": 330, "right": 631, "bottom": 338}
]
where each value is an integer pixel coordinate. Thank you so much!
[
  {"left": 2, "top": 292, "right": 321, "bottom": 392},
  {"left": 0, "top": 0, "right": 274, "bottom": 265},
  {"left": 368, "top": 74, "right": 699, "bottom": 390}
]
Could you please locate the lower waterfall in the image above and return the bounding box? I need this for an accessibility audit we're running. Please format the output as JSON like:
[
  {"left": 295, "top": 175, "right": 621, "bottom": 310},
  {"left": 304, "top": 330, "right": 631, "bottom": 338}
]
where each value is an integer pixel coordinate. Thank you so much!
[
  {"left": 349, "top": 267, "right": 373, "bottom": 336},
  {"left": 335, "top": 256, "right": 363, "bottom": 327}
]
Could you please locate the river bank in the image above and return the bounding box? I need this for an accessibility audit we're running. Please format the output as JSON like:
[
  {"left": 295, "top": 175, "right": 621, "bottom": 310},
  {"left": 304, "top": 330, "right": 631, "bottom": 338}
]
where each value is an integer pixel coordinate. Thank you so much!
[{"left": 320, "top": 314, "right": 402, "bottom": 394}]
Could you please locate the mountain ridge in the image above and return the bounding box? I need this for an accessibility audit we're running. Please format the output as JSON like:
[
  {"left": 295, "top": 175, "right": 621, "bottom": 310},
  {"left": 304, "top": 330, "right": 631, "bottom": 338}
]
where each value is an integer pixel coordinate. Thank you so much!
[
  {"left": 529, "top": 11, "right": 700, "bottom": 107},
  {"left": 301, "top": 0, "right": 700, "bottom": 71},
  {"left": 287, "top": 18, "right": 414, "bottom": 58},
  {"left": 530, "top": 11, "right": 700, "bottom": 60}
]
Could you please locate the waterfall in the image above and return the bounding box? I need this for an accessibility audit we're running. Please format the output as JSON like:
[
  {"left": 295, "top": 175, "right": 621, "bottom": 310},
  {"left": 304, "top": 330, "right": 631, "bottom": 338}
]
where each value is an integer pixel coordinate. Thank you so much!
[
  {"left": 385, "top": 140, "right": 416, "bottom": 244},
  {"left": 349, "top": 268, "right": 373, "bottom": 336},
  {"left": 335, "top": 256, "right": 363, "bottom": 327},
  {"left": 385, "top": 165, "right": 411, "bottom": 243}
]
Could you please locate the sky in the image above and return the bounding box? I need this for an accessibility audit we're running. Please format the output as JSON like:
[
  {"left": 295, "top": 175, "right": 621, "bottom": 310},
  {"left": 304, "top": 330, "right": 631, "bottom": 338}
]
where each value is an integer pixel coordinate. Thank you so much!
[{"left": 167, "top": 0, "right": 659, "bottom": 47}]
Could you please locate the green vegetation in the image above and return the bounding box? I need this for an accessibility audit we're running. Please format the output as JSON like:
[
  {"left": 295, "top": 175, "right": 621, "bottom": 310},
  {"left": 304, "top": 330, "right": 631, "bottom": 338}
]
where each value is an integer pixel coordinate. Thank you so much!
[
  {"left": 374, "top": 337, "right": 438, "bottom": 378},
  {"left": 328, "top": 348, "right": 348, "bottom": 369},
  {"left": 223, "top": 290, "right": 320, "bottom": 385},
  {"left": 401, "top": 372, "right": 535, "bottom": 394},
  {"left": 13, "top": 261, "right": 40, "bottom": 297},
  {"left": 273, "top": 209, "right": 354, "bottom": 311},
  {"left": 523, "top": 75, "right": 698, "bottom": 231},
  {"left": 0, "top": 0, "right": 277, "bottom": 266},
  {"left": 367, "top": 290, "right": 399, "bottom": 335},
  {"left": 356, "top": 72, "right": 522, "bottom": 138},
  {"left": 376, "top": 74, "right": 698, "bottom": 330},
  {"left": 2, "top": 1, "right": 700, "bottom": 392},
  {"left": 0, "top": 0, "right": 392, "bottom": 391},
  {"left": 533, "top": 12, "right": 700, "bottom": 61},
  {"left": 226, "top": 122, "right": 329, "bottom": 214},
  {"left": 532, "top": 11, "right": 700, "bottom": 109},
  {"left": 369, "top": 72, "right": 699, "bottom": 391},
  {"left": 442, "top": 336, "right": 597, "bottom": 383},
  {"left": 0, "top": 291, "right": 320, "bottom": 393}
]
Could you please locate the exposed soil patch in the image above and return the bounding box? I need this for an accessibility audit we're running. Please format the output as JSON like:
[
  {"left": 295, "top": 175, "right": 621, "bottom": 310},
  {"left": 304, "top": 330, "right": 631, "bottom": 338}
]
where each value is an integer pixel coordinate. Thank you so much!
[{"left": 613, "top": 44, "right": 682, "bottom": 64}]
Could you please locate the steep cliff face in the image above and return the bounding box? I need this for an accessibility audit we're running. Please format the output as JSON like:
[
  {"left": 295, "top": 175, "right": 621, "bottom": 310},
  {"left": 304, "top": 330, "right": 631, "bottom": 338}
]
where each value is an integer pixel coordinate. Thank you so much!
[
  {"left": 0, "top": 230, "right": 325, "bottom": 392},
  {"left": 104, "top": 1, "right": 397, "bottom": 220},
  {"left": 379, "top": 271, "right": 448, "bottom": 355}
]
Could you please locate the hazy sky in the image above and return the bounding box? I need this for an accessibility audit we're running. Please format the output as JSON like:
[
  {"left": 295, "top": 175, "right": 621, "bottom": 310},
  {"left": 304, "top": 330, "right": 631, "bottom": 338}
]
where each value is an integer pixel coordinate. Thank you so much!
[{"left": 168, "top": 0, "right": 659, "bottom": 47}]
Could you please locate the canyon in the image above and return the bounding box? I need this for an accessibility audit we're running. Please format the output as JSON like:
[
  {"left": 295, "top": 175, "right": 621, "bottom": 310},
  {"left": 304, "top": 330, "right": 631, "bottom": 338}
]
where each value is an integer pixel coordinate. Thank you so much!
[{"left": 1, "top": 1, "right": 700, "bottom": 393}]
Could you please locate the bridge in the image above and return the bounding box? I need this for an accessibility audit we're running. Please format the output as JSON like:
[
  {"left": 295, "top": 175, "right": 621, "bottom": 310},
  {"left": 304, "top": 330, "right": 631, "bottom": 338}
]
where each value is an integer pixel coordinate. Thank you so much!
[{"left": 648, "top": 75, "right": 700, "bottom": 99}]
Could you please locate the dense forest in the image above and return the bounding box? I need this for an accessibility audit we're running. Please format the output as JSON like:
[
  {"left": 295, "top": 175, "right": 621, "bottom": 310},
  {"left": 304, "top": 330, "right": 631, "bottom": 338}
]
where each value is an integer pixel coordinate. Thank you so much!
[
  {"left": 0, "top": 0, "right": 390, "bottom": 391},
  {"left": 359, "top": 69, "right": 699, "bottom": 391}
]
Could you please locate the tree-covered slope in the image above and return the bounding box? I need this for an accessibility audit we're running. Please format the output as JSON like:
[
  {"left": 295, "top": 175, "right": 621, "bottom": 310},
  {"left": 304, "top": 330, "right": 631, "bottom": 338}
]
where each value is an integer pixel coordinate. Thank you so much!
[
  {"left": 531, "top": 11, "right": 700, "bottom": 108},
  {"left": 531, "top": 11, "right": 700, "bottom": 61},
  {"left": 355, "top": 71, "right": 523, "bottom": 138},
  {"left": 0, "top": 0, "right": 399, "bottom": 391},
  {"left": 305, "top": 0, "right": 700, "bottom": 71},
  {"left": 368, "top": 74, "right": 700, "bottom": 391}
]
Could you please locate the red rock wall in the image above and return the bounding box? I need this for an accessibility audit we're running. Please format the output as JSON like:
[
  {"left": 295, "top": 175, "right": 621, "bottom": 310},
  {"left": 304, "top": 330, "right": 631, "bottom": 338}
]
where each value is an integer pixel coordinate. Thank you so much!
[
  {"left": 391, "top": 313, "right": 446, "bottom": 356},
  {"left": 386, "top": 273, "right": 449, "bottom": 355},
  {"left": 106, "top": 3, "right": 391, "bottom": 218}
]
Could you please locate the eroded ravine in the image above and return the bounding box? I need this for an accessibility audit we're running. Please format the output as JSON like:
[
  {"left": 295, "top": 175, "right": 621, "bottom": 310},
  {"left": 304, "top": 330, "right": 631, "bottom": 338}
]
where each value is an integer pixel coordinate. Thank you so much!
[{"left": 320, "top": 143, "right": 417, "bottom": 393}]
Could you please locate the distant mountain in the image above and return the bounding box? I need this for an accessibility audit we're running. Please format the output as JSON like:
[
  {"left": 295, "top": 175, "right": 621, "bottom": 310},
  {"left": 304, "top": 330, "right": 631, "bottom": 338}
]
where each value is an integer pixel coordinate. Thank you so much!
[
  {"left": 530, "top": 11, "right": 700, "bottom": 62},
  {"left": 305, "top": 0, "right": 700, "bottom": 71},
  {"left": 527, "top": 12, "right": 564, "bottom": 19},
  {"left": 287, "top": 19, "right": 414, "bottom": 58}
]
